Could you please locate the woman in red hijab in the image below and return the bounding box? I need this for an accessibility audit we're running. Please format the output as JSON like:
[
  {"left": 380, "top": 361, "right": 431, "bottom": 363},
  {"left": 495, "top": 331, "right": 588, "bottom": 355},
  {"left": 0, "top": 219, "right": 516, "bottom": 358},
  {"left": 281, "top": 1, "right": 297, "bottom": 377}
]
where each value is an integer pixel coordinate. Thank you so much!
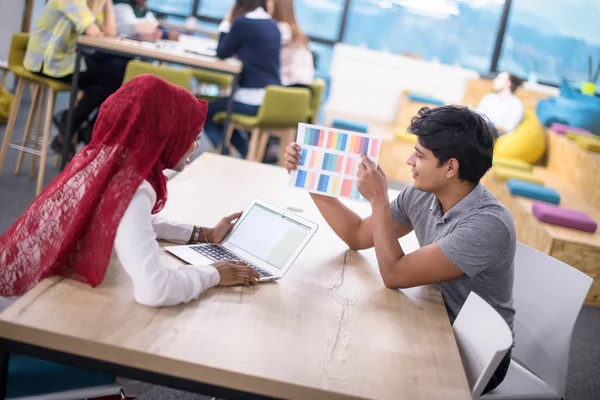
[{"left": 0, "top": 75, "right": 259, "bottom": 307}]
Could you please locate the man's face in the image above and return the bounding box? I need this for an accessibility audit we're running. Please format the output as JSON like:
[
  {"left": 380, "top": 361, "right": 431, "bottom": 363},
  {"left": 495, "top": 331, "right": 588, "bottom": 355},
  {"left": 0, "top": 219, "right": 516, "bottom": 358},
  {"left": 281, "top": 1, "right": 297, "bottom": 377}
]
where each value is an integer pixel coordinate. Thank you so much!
[
  {"left": 492, "top": 72, "right": 510, "bottom": 93},
  {"left": 406, "top": 140, "right": 451, "bottom": 192}
]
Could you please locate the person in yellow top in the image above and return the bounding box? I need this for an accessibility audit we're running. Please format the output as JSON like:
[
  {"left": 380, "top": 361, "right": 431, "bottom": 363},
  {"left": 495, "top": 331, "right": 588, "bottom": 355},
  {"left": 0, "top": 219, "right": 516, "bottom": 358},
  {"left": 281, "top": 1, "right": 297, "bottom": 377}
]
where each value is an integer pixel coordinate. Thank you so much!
[{"left": 24, "top": 0, "right": 127, "bottom": 158}]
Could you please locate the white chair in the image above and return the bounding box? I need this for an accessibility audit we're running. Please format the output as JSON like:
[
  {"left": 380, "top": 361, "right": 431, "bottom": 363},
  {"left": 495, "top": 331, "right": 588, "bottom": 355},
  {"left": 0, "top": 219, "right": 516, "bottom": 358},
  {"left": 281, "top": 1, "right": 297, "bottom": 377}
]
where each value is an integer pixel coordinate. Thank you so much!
[
  {"left": 482, "top": 243, "right": 593, "bottom": 400},
  {"left": 453, "top": 292, "right": 513, "bottom": 399}
]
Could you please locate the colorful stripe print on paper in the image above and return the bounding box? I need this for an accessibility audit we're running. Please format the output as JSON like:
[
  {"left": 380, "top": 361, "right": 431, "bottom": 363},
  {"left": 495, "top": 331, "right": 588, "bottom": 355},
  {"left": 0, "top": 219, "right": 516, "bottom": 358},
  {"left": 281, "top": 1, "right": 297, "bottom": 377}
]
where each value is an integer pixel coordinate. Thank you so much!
[
  {"left": 294, "top": 170, "right": 364, "bottom": 201},
  {"left": 303, "top": 127, "right": 380, "bottom": 158},
  {"left": 299, "top": 149, "right": 361, "bottom": 177}
]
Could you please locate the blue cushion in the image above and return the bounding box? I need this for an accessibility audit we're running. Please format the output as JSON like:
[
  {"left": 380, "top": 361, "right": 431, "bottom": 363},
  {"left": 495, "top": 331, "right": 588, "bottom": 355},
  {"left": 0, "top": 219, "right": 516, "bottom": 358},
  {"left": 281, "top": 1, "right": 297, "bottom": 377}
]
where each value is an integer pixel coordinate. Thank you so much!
[
  {"left": 331, "top": 119, "right": 368, "bottom": 133},
  {"left": 507, "top": 179, "right": 561, "bottom": 205},
  {"left": 536, "top": 96, "right": 600, "bottom": 134},
  {"left": 406, "top": 92, "right": 444, "bottom": 106},
  {"left": 7, "top": 354, "right": 116, "bottom": 398}
]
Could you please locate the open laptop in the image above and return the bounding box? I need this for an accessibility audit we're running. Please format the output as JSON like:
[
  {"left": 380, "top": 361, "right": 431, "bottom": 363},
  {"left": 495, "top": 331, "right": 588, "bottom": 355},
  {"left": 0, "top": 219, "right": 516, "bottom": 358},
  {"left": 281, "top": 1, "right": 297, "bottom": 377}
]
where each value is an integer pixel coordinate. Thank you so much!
[{"left": 166, "top": 199, "right": 318, "bottom": 281}]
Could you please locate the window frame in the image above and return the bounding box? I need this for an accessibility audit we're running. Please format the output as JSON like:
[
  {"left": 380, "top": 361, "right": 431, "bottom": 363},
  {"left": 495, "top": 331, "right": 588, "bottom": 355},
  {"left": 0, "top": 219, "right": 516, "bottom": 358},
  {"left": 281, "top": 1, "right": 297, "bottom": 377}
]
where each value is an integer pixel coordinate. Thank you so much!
[{"left": 149, "top": 0, "right": 569, "bottom": 88}]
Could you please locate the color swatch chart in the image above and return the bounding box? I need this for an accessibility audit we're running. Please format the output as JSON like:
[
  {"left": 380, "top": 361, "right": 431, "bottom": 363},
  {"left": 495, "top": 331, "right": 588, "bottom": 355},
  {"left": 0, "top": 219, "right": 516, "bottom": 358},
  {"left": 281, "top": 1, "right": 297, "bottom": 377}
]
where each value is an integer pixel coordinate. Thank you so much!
[{"left": 288, "top": 123, "right": 382, "bottom": 202}]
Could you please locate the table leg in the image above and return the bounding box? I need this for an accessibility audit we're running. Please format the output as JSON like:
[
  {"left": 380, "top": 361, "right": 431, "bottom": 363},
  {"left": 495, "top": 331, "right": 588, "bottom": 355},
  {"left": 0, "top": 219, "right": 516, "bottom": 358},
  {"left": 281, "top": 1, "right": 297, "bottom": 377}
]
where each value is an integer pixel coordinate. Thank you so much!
[
  {"left": 221, "top": 73, "right": 239, "bottom": 155},
  {"left": 60, "top": 45, "right": 83, "bottom": 171},
  {"left": 0, "top": 343, "right": 9, "bottom": 400}
]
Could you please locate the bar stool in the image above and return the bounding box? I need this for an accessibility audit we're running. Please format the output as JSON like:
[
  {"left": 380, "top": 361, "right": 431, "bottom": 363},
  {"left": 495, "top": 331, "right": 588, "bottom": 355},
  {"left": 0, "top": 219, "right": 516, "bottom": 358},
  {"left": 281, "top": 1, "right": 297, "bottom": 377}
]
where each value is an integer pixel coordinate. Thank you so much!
[{"left": 0, "top": 33, "right": 71, "bottom": 196}]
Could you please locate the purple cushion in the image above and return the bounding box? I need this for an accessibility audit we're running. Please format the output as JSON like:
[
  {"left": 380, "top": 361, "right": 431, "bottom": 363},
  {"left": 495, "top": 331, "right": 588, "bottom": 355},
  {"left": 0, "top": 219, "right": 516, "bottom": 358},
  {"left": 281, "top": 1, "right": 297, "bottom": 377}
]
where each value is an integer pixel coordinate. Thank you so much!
[
  {"left": 550, "top": 123, "right": 592, "bottom": 135},
  {"left": 532, "top": 201, "right": 598, "bottom": 233}
]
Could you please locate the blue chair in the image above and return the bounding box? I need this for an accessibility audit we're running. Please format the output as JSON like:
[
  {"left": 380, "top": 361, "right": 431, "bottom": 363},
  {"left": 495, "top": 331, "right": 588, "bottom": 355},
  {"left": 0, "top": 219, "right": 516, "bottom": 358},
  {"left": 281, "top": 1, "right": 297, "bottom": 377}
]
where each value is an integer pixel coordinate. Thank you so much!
[
  {"left": 331, "top": 119, "right": 368, "bottom": 133},
  {"left": 7, "top": 354, "right": 122, "bottom": 400}
]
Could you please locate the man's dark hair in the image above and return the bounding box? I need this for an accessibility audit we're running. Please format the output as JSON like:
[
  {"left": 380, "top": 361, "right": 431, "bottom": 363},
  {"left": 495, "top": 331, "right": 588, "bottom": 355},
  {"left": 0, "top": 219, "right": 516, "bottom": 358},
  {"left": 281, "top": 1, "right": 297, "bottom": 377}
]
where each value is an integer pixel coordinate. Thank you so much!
[
  {"left": 407, "top": 106, "right": 494, "bottom": 184},
  {"left": 508, "top": 74, "right": 525, "bottom": 93}
]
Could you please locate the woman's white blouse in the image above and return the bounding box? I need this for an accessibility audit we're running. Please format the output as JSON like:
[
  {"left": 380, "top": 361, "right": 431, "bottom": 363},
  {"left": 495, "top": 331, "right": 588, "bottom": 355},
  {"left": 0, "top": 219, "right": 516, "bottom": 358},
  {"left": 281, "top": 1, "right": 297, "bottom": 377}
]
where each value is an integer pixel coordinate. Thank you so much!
[{"left": 114, "top": 181, "right": 220, "bottom": 307}]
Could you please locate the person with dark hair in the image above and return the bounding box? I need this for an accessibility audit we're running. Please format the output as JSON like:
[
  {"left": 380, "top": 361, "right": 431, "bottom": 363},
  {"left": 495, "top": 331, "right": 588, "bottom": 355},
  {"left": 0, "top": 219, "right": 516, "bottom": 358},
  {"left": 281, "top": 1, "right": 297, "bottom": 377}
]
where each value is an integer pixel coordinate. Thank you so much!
[
  {"left": 284, "top": 105, "right": 516, "bottom": 394},
  {"left": 202, "top": 0, "right": 281, "bottom": 158},
  {"left": 476, "top": 71, "right": 525, "bottom": 135}
]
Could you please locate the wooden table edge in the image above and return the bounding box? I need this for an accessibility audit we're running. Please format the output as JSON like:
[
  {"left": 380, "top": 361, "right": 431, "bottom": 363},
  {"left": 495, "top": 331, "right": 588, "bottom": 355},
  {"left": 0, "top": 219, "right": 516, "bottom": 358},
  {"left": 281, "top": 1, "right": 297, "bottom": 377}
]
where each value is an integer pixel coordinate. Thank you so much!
[{"left": 0, "top": 319, "right": 368, "bottom": 400}]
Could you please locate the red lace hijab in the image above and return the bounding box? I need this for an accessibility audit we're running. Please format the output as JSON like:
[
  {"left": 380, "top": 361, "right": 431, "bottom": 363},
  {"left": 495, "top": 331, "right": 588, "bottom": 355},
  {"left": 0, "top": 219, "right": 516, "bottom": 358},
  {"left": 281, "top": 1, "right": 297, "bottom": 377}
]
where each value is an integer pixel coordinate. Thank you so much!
[{"left": 0, "top": 75, "right": 208, "bottom": 296}]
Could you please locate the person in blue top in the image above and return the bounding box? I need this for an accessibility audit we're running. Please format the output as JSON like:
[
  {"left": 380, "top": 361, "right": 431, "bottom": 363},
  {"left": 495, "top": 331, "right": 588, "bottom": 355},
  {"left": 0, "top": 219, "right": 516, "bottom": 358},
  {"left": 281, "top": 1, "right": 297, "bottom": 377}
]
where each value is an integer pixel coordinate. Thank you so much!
[{"left": 203, "top": 0, "right": 282, "bottom": 158}]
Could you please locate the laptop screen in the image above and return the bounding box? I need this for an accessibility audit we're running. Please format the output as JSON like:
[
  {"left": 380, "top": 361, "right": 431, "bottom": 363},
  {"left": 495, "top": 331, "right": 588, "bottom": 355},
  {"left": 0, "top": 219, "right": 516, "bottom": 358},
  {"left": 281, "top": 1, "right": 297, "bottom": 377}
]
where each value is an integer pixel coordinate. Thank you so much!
[{"left": 225, "top": 204, "right": 312, "bottom": 270}]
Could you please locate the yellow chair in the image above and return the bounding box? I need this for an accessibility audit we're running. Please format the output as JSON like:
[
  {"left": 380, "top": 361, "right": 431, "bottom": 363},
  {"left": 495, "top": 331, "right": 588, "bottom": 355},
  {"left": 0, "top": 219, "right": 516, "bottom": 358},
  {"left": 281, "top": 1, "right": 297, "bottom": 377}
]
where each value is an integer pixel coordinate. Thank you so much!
[
  {"left": 123, "top": 60, "right": 193, "bottom": 90},
  {"left": 308, "top": 78, "right": 326, "bottom": 124},
  {"left": 0, "top": 86, "right": 12, "bottom": 124},
  {"left": 494, "top": 109, "right": 546, "bottom": 164},
  {"left": 213, "top": 86, "right": 311, "bottom": 165},
  {"left": 191, "top": 69, "right": 233, "bottom": 102},
  {"left": 0, "top": 33, "right": 71, "bottom": 196}
]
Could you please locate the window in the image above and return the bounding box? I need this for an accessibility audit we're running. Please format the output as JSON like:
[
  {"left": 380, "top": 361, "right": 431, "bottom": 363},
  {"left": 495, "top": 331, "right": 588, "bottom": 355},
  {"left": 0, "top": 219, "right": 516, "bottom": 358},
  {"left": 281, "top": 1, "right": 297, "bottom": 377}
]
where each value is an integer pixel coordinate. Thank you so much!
[
  {"left": 498, "top": 0, "right": 600, "bottom": 86},
  {"left": 147, "top": 0, "right": 193, "bottom": 16},
  {"left": 197, "top": 0, "right": 234, "bottom": 19},
  {"left": 342, "top": 0, "right": 505, "bottom": 73},
  {"left": 310, "top": 42, "right": 334, "bottom": 80},
  {"left": 295, "top": 0, "right": 345, "bottom": 41}
]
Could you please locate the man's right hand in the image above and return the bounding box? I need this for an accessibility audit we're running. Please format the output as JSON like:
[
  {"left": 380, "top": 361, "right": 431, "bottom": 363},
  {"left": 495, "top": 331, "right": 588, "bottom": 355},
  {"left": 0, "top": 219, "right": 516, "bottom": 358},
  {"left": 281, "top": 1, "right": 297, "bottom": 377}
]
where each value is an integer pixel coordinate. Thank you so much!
[
  {"left": 214, "top": 261, "right": 259, "bottom": 287},
  {"left": 284, "top": 142, "right": 302, "bottom": 174}
]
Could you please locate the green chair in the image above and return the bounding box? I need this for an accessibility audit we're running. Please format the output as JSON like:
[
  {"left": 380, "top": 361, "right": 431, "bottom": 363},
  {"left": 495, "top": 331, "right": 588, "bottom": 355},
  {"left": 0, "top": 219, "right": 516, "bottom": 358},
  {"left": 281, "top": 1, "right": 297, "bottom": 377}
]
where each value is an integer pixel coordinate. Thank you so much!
[
  {"left": 191, "top": 69, "right": 233, "bottom": 102},
  {"left": 213, "top": 85, "right": 311, "bottom": 165},
  {"left": 308, "top": 78, "right": 326, "bottom": 124},
  {"left": 0, "top": 33, "right": 72, "bottom": 196},
  {"left": 123, "top": 60, "right": 193, "bottom": 90}
]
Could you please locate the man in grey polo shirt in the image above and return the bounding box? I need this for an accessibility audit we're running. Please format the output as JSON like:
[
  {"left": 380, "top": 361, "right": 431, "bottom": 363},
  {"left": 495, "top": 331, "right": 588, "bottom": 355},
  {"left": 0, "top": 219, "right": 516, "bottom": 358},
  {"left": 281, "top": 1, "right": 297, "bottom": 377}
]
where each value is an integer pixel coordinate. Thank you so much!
[{"left": 284, "top": 105, "right": 516, "bottom": 394}]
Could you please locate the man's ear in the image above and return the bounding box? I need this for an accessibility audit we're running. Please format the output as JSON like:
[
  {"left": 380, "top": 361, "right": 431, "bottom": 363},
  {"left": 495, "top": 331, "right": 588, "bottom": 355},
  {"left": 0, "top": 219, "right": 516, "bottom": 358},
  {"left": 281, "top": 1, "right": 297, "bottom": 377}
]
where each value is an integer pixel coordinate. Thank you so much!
[{"left": 445, "top": 158, "right": 460, "bottom": 179}]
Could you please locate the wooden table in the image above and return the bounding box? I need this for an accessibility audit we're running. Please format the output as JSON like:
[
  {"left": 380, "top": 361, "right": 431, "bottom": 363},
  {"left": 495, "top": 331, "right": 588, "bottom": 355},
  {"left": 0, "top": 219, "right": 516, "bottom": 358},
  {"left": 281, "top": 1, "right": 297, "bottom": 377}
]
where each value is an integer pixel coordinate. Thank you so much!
[
  {"left": 0, "top": 154, "right": 470, "bottom": 400},
  {"left": 60, "top": 36, "right": 242, "bottom": 170}
]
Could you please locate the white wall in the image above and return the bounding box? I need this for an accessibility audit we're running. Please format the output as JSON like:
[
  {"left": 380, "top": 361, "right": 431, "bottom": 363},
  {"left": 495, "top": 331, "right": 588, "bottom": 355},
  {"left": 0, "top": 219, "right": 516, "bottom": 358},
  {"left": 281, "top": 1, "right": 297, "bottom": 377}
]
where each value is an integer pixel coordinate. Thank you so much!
[
  {"left": 0, "top": 0, "right": 25, "bottom": 61},
  {"left": 0, "top": 0, "right": 45, "bottom": 88}
]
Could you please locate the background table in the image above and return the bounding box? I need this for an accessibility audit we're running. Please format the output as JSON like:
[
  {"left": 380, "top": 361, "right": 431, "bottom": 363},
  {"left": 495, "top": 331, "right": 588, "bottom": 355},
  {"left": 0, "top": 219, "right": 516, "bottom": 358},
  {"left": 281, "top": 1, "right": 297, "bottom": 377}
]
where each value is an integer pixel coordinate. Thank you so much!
[
  {"left": 0, "top": 154, "right": 470, "bottom": 400},
  {"left": 60, "top": 36, "right": 242, "bottom": 170}
]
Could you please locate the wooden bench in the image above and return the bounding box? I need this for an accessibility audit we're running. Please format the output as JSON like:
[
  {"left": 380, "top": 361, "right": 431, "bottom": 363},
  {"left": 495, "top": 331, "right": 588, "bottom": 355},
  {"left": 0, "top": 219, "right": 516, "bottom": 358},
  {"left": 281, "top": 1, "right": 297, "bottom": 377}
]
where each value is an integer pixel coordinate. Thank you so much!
[
  {"left": 482, "top": 168, "right": 600, "bottom": 306},
  {"left": 545, "top": 131, "right": 600, "bottom": 208}
]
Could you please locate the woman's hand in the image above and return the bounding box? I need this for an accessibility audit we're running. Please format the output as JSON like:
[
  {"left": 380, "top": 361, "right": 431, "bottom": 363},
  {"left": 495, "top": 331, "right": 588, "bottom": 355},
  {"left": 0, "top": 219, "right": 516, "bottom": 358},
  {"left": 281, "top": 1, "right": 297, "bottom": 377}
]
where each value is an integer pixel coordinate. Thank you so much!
[
  {"left": 136, "top": 20, "right": 159, "bottom": 35},
  {"left": 210, "top": 212, "right": 242, "bottom": 243},
  {"left": 85, "top": 23, "right": 105, "bottom": 37},
  {"left": 214, "top": 261, "right": 260, "bottom": 286},
  {"left": 138, "top": 28, "right": 162, "bottom": 42},
  {"left": 284, "top": 142, "right": 301, "bottom": 174}
]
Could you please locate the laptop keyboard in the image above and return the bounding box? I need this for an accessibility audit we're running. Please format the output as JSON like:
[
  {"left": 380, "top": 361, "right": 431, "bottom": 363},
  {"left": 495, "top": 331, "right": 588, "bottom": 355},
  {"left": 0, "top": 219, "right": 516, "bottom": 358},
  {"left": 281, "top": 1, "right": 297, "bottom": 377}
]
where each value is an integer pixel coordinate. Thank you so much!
[{"left": 190, "top": 244, "right": 273, "bottom": 278}]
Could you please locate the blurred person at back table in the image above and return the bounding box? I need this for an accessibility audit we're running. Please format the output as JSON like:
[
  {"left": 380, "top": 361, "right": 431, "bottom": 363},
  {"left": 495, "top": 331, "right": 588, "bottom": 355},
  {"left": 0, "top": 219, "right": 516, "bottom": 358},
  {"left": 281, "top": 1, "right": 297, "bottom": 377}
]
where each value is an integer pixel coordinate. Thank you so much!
[{"left": 476, "top": 72, "right": 525, "bottom": 136}]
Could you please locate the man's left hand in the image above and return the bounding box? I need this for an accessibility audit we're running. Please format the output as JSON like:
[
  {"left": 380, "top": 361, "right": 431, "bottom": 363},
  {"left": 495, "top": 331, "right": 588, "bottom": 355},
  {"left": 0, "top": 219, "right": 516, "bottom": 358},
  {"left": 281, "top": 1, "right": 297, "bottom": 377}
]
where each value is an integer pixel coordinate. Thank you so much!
[{"left": 357, "top": 153, "right": 389, "bottom": 206}]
